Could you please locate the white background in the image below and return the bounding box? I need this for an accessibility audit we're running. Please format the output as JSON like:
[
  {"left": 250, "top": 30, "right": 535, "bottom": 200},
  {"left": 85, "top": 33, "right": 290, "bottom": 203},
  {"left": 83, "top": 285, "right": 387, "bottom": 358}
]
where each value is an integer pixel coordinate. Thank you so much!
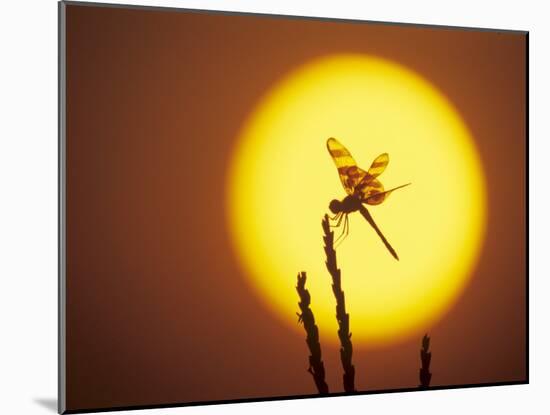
[{"left": 0, "top": 0, "right": 545, "bottom": 414}]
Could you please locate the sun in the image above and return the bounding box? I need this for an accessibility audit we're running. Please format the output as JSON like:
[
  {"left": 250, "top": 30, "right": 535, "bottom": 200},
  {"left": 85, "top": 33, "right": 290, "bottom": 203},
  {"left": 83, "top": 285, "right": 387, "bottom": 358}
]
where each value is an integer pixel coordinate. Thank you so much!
[{"left": 226, "top": 54, "right": 487, "bottom": 347}]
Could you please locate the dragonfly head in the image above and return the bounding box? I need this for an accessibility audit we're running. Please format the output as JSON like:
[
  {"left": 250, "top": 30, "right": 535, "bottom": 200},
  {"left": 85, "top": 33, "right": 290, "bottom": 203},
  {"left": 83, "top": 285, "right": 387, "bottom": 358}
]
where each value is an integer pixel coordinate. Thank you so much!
[{"left": 329, "top": 199, "right": 343, "bottom": 214}]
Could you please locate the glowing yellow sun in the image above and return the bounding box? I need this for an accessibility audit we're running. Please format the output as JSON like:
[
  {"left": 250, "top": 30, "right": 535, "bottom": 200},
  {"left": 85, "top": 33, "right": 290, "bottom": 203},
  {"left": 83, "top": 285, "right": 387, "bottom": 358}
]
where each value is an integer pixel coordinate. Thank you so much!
[{"left": 226, "top": 54, "right": 487, "bottom": 347}]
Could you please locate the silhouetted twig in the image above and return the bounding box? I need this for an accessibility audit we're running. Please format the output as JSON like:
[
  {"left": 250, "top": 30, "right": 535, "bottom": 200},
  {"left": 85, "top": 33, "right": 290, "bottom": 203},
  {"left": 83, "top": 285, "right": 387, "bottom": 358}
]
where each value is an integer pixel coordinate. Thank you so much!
[
  {"left": 296, "top": 271, "right": 329, "bottom": 395},
  {"left": 322, "top": 215, "right": 356, "bottom": 393},
  {"left": 419, "top": 333, "right": 432, "bottom": 389}
]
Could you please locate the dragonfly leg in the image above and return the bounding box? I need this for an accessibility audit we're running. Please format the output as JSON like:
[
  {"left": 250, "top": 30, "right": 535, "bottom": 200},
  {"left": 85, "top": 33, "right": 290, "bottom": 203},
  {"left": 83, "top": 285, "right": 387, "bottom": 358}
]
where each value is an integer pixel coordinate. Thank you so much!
[
  {"left": 334, "top": 214, "right": 350, "bottom": 246},
  {"left": 344, "top": 214, "right": 350, "bottom": 239},
  {"left": 334, "top": 215, "right": 349, "bottom": 248},
  {"left": 329, "top": 212, "right": 344, "bottom": 228}
]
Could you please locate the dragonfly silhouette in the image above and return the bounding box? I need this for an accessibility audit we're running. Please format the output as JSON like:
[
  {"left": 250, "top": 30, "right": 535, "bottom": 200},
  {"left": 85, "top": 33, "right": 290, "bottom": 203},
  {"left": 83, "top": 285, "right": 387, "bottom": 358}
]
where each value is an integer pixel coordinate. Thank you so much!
[{"left": 327, "top": 137, "right": 410, "bottom": 260}]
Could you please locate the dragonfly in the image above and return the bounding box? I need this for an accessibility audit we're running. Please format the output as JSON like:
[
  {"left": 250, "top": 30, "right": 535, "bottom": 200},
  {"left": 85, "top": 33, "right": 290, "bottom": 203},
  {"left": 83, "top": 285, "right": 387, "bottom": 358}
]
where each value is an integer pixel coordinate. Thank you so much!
[{"left": 326, "top": 137, "right": 410, "bottom": 260}]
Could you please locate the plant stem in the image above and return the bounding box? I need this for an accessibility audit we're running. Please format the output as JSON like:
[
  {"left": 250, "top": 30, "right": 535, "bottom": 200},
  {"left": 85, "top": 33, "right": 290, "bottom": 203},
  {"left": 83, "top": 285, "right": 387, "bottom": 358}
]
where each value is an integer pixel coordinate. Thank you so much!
[
  {"left": 322, "top": 215, "right": 356, "bottom": 393},
  {"left": 296, "top": 271, "right": 330, "bottom": 395},
  {"left": 419, "top": 333, "right": 432, "bottom": 389}
]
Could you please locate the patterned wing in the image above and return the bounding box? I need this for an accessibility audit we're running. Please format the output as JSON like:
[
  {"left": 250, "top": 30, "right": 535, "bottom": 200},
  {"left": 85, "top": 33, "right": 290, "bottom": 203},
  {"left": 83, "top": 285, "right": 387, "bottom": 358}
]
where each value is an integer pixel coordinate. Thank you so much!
[
  {"left": 364, "top": 153, "right": 389, "bottom": 182},
  {"left": 326, "top": 137, "right": 368, "bottom": 195},
  {"left": 356, "top": 179, "right": 386, "bottom": 205},
  {"left": 359, "top": 182, "right": 412, "bottom": 205}
]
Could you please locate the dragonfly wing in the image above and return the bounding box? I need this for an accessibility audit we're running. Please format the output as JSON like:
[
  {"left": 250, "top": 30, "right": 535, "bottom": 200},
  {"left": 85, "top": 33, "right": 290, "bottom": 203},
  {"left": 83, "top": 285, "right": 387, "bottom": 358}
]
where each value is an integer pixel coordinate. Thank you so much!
[
  {"left": 356, "top": 178, "right": 386, "bottom": 205},
  {"left": 361, "top": 182, "right": 412, "bottom": 205},
  {"left": 327, "top": 137, "right": 368, "bottom": 195},
  {"left": 365, "top": 153, "right": 389, "bottom": 182}
]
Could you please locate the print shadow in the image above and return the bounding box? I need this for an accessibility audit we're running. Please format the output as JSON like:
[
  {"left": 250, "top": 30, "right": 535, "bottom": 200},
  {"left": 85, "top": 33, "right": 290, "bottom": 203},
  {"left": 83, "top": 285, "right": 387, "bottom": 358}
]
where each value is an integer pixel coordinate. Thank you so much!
[{"left": 34, "top": 398, "right": 57, "bottom": 412}]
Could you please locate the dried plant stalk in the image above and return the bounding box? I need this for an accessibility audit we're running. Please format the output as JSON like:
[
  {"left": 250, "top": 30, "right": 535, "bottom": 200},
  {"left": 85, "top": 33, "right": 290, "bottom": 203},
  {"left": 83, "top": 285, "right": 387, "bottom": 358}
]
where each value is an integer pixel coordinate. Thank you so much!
[
  {"left": 419, "top": 334, "right": 432, "bottom": 389},
  {"left": 322, "top": 215, "right": 356, "bottom": 393},
  {"left": 296, "top": 271, "right": 330, "bottom": 395}
]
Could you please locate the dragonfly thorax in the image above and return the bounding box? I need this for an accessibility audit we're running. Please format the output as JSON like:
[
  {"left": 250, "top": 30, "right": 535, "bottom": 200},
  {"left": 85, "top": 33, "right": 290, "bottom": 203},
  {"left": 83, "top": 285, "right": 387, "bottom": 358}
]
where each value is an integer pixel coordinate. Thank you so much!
[{"left": 329, "top": 195, "right": 362, "bottom": 214}]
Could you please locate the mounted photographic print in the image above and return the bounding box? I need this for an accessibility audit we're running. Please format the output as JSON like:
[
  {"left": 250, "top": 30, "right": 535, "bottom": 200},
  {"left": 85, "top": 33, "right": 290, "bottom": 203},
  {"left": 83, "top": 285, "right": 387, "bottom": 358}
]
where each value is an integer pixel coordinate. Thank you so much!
[{"left": 58, "top": 1, "right": 528, "bottom": 413}]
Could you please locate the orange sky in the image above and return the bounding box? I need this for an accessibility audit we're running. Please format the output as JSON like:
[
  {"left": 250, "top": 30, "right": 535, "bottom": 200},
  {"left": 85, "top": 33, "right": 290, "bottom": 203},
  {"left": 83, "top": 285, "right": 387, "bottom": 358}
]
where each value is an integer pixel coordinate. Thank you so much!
[{"left": 64, "top": 3, "right": 526, "bottom": 411}]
